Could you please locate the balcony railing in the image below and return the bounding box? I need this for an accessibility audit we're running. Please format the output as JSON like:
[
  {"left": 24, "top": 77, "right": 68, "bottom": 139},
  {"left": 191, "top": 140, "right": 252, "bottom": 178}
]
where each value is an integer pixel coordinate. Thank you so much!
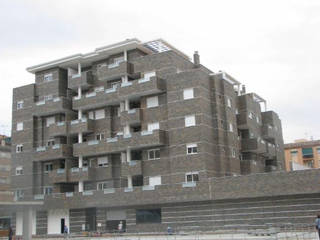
[
  {"left": 241, "top": 138, "right": 267, "bottom": 154},
  {"left": 69, "top": 118, "right": 94, "bottom": 135},
  {"left": 68, "top": 167, "right": 96, "bottom": 182},
  {"left": 49, "top": 168, "right": 68, "bottom": 183},
  {"left": 120, "top": 108, "right": 142, "bottom": 125},
  {"left": 68, "top": 71, "right": 94, "bottom": 90},
  {"left": 34, "top": 144, "right": 73, "bottom": 161},
  {"left": 72, "top": 76, "right": 165, "bottom": 110},
  {"left": 34, "top": 97, "right": 72, "bottom": 117},
  {"left": 48, "top": 121, "right": 67, "bottom": 137},
  {"left": 73, "top": 130, "right": 166, "bottom": 157},
  {"left": 97, "top": 61, "right": 133, "bottom": 81},
  {"left": 121, "top": 160, "right": 142, "bottom": 176}
]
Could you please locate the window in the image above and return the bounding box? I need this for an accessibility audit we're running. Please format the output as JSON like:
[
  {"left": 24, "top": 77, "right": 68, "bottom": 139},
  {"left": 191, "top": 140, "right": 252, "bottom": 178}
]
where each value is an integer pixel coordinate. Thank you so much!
[
  {"left": 148, "top": 149, "right": 160, "bottom": 160},
  {"left": 144, "top": 71, "right": 156, "bottom": 80},
  {"left": 95, "top": 109, "right": 105, "bottom": 119},
  {"left": 229, "top": 123, "right": 233, "bottom": 132},
  {"left": 44, "top": 187, "right": 53, "bottom": 195},
  {"left": 44, "top": 163, "right": 53, "bottom": 173},
  {"left": 226, "top": 97, "right": 232, "bottom": 108},
  {"left": 146, "top": 96, "right": 159, "bottom": 108},
  {"left": 98, "top": 157, "right": 108, "bottom": 167},
  {"left": 248, "top": 112, "right": 254, "bottom": 119},
  {"left": 17, "top": 101, "right": 24, "bottom": 110},
  {"left": 47, "top": 139, "right": 55, "bottom": 146},
  {"left": 256, "top": 116, "right": 260, "bottom": 123},
  {"left": 97, "top": 182, "right": 109, "bottom": 190},
  {"left": 46, "top": 116, "right": 55, "bottom": 127},
  {"left": 96, "top": 133, "right": 104, "bottom": 141},
  {"left": 185, "top": 172, "right": 199, "bottom": 182},
  {"left": 15, "top": 190, "right": 24, "bottom": 200},
  {"left": 44, "top": 95, "right": 53, "bottom": 101},
  {"left": 44, "top": 73, "right": 53, "bottom": 82},
  {"left": 16, "top": 166, "right": 23, "bottom": 175},
  {"left": 183, "top": 88, "right": 194, "bottom": 100},
  {"left": 302, "top": 148, "right": 313, "bottom": 158},
  {"left": 185, "top": 115, "right": 196, "bottom": 127},
  {"left": 16, "top": 122, "right": 23, "bottom": 131},
  {"left": 136, "top": 209, "right": 161, "bottom": 224},
  {"left": 149, "top": 176, "right": 161, "bottom": 187},
  {"left": 147, "top": 122, "right": 159, "bottom": 132},
  {"left": 317, "top": 148, "right": 320, "bottom": 155},
  {"left": 16, "top": 144, "right": 23, "bottom": 153},
  {"left": 231, "top": 148, "right": 236, "bottom": 158},
  {"left": 111, "top": 81, "right": 120, "bottom": 89},
  {"left": 187, "top": 143, "right": 198, "bottom": 154},
  {"left": 88, "top": 111, "right": 94, "bottom": 120}
]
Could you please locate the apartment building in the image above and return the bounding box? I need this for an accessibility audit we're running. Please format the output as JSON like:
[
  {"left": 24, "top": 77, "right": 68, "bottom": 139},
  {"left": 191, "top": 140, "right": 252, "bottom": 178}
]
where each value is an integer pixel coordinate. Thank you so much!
[
  {"left": 0, "top": 136, "right": 12, "bottom": 234},
  {"left": 11, "top": 39, "right": 285, "bottom": 235},
  {"left": 284, "top": 139, "right": 320, "bottom": 171}
]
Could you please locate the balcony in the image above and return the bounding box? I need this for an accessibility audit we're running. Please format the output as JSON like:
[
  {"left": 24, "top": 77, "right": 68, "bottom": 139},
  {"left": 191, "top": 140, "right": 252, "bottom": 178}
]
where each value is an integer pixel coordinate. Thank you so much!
[
  {"left": 95, "top": 166, "right": 113, "bottom": 181},
  {"left": 72, "top": 76, "right": 165, "bottom": 111},
  {"left": 68, "top": 71, "right": 94, "bottom": 90},
  {"left": 266, "top": 143, "right": 276, "bottom": 158},
  {"left": 241, "top": 138, "right": 267, "bottom": 154},
  {"left": 73, "top": 130, "right": 166, "bottom": 157},
  {"left": 48, "top": 122, "right": 67, "bottom": 137},
  {"left": 34, "top": 97, "right": 72, "bottom": 117},
  {"left": 262, "top": 124, "right": 276, "bottom": 140},
  {"left": 68, "top": 167, "right": 95, "bottom": 182},
  {"left": 49, "top": 168, "right": 68, "bottom": 183},
  {"left": 237, "top": 112, "right": 255, "bottom": 130},
  {"left": 97, "top": 61, "right": 133, "bottom": 81},
  {"left": 121, "top": 160, "right": 142, "bottom": 176},
  {"left": 120, "top": 109, "right": 142, "bottom": 125},
  {"left": 34, "top": 144, "right": 73, "bottom": 162},
  {"left": 69, "top": 118, "right": 94, "bottom": 135}
]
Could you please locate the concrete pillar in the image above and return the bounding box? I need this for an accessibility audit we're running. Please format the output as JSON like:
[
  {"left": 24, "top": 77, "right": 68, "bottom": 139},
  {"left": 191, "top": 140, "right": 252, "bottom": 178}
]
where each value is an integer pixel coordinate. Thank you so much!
[
  {"left": 124, "top": 125, "right": 130, "bottom": 135},
  {"left": 79, "top": 155, "right": 83, "bottom": 168},
  {"left": 22, "top": 207, "right": 33, "bottom": 240},
  {"left": 120, "top": 101, "right": 125, "bottom": 112},
  {"left": 127, "top": 176, "right": 132, "bottom": 188},
  {"left": 78, "top": 109, "right": 82, "bottom": 119},
  {"left": 78, "top": 62, "right": 81, "bottom": 75},
  {"left": 121, "top": 75, "right": 128, "bottom": 83},
  {"left": 121, "top": 152, "right": 126, "bottom": 163},
  {"left": 124, "top": 99, "right": 129, "bottom": 111},
  {"left": 78, "top": 133, "right": 83, "bottom": 143},
  {"left": 78, "top": 87, "right": 82, "bottom": 98},
  {"left": 124, "top": 50, "right": 127, "bottom": 61},
  {"left": 79, "top": 181, "right": 84, "bottom": 192},
  {"left": 126, "top": 148, "right": 131, "bottom": 163}
]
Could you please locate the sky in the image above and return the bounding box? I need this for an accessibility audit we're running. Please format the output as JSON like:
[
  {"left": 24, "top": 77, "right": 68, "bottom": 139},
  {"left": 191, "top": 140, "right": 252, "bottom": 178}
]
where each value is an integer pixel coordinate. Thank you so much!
[{"left": 0, "top": 0, "right": 319, "bottom": 143}]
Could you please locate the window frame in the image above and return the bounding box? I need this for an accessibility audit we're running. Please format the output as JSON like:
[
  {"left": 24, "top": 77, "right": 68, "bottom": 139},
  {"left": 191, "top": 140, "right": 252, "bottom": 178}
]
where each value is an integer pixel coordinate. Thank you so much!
[
  {"left": 16, "top": 122, "right": 23, "bottom": 131},
  {"left": 16, "top": 166, "right": 23, "bottom": 175},
  {"left": 146, "top": 96, "right": 159, "bottom": 108},
  {"left": 16, "top": 144, "right": 23, "bottom": 153},
  {"left": 148, "top": 149, "right": 160, "bottom": 160},
  {"left": 147, "top": 122, "right": 160, "bottom": 132},
  {"left": 44, "top": 163, "right": 53, "bottom": 173},
  {"left": 43, "top": 73, "right": 53, "bottom": 82},
  {"left": 185, "top": 171, "right": 199, "bottom": 182},
  {"left": 185, "top": 115, "right": 196, "bottom": 127},
  {"left": 97, "top": 157, "right": 108, "bottom": 167},
  {"left": 183, "top": 88, "right": 194, "bottom": 100},
  {"left": 186, "top": 143, "right": 198, "bottom": 155},
  {"left": 17, "top": 100, "right": 24, "bottom": 110}
]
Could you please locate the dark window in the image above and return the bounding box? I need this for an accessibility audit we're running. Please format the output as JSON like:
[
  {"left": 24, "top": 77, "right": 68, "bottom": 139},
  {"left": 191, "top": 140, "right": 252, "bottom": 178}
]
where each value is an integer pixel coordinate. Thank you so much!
[
  {"left": 131, "top": 150, "right": 142, "bottom": 161},
  {"left": 131, "top": 125, "right": 141, "bottom": 132},
  {"left": 302, "top": 148, "right": 313, "bottom": 158},
  {"left": 132, "top": 175, "right": 143, "bottom": 187},
  {"left": 136, "top": 209, "right": 161, "bottom": 224}
]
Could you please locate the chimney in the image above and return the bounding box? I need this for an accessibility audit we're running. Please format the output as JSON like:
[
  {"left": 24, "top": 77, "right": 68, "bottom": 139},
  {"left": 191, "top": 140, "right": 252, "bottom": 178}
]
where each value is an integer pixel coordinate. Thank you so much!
[
  {"left": 193, "top": 51, "right": 200, "bottom": 68},
  {"left": 241, "top": 85, "right": 246, "bottom": 94}
]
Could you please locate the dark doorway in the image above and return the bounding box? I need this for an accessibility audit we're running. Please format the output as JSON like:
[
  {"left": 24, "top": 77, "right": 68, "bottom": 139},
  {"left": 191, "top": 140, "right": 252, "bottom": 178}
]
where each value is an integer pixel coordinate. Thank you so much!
[
  {"left": 85, "top": 208, "right": 96, "bottom": 231},
  {"left": 60, "top": 218, "right": 65, "bottom": 234},
  {"left": 106, "top": 220, "right": 126, "bottom": 232}
]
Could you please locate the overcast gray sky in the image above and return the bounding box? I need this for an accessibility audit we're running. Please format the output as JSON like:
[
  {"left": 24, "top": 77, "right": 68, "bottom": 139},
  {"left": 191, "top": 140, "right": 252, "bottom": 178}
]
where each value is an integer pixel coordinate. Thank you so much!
[{"left": 0, "top": 0, "right": 319, "bottom": 143}]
